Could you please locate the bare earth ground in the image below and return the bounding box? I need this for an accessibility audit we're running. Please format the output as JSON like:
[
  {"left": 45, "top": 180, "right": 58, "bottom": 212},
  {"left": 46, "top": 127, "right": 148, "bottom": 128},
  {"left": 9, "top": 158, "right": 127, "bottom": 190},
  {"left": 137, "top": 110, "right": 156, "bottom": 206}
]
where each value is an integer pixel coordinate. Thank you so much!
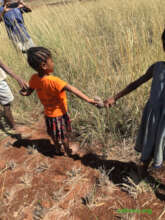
[
  {"left": 1, "top": 0, "right": 165, "bottom": 219},
  {"left": 0, "top": 114, "right": 165, "bottom": 220}
]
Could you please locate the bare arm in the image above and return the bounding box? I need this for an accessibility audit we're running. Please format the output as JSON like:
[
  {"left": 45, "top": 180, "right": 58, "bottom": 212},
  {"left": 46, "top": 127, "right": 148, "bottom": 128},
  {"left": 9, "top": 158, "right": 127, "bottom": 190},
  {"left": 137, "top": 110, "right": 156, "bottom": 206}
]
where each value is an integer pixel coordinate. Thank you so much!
[
  {"left": 0, "top": 59, "right": 28, "bottom": 89},
  {"left": 0, "top": 10, "right": 4, "bottom": 21},
  {"left": 0, "top": 13, "right": 3, "bottom": 22},
  {"left": 104, "top": 64, "right": 155, "bottom": 107},
  {"left": 0, "top": 7, "right": 6, "bottom": 21},
  {"left": 64, "top": 84, "right": 97, "bottom": 104}
]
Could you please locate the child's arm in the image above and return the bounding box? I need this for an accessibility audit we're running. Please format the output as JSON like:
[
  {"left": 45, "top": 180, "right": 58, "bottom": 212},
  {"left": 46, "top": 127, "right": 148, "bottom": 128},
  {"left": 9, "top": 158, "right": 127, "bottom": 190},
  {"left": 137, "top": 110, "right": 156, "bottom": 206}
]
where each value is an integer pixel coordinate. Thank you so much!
[
  {"left": 0, "top": 8, "right": 5, "bottom": 21},
  {"left": 0, "top": 59, "right": 28, "bottom": 89},
  {"left": 104, "top": 64, "right": 155, "bottom": 107},
  {"left": 0, "top": 4, "right": 11, "bottom": 21},
  {"left": 64, "top": 84, "right": 98, "bottom": 105},
  {"left": 20, "top": 88, "right": 34, "bottom": 96}
]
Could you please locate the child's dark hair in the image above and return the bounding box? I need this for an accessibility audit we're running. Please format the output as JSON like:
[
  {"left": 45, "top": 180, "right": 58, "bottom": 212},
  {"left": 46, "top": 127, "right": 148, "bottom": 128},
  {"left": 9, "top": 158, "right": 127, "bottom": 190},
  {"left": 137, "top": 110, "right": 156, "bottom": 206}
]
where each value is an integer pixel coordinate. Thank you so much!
[{"left": 27, "top": 47, "right": 52, "bottom": 71}]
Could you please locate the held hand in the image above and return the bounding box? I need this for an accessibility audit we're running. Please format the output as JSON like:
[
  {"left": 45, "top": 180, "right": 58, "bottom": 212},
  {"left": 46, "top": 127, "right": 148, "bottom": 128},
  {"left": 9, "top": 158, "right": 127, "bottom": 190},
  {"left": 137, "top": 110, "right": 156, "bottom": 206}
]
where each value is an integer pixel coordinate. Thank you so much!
[
  {"left": 104, "top": 97, "right": 116, "bottom": 108},
  {"left": 18, "top": 0, "right": 32, "bottom": 12},
  {"left": 88, "top": 99, "right": 104, "bottom": 108},
  {"left": 18, "top": 0, "right": 25, "bottom": 8},
  {"left": 87, "top": 98, "right": 97, "bottom": 104},
  {"left": 93, "top": 96, "right": 104, "bottom": 108},
  {"left": 19, "top": 88, "right": 28, "bottom": 96},
  {"left": 16, "top": 78, "right": 29, "bottom": 89},
  {"left": 18, "top": 3, "right": 24, "bottom": 8}
]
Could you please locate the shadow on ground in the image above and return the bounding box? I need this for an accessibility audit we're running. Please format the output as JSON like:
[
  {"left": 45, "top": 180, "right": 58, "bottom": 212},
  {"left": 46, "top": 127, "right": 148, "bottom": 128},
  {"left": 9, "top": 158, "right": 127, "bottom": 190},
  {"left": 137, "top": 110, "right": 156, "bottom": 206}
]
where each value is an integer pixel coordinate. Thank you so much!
[
  {"left": 13, "top": 138, "right": 62, "bottom": 157},
  {"left": 12, "top": 138, "right": 165, "bottom": 202}
]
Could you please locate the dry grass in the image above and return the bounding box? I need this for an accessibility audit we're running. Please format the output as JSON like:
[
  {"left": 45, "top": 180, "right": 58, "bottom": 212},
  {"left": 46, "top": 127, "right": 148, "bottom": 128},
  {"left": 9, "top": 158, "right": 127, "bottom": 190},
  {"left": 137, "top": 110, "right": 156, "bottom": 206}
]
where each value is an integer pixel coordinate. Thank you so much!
[
  {"left": 0, "top": 0, "right": 165, "bottom": 146},
  {"left": 121, "top": 176, "right": 153, "bottom": 199}
]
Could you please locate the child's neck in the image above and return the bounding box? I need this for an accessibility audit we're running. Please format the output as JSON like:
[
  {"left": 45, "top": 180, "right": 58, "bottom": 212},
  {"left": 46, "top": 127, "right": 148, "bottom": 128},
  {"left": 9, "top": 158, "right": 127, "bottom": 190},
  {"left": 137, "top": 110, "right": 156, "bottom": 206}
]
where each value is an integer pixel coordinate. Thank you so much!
[{"left": 38, "top": 71, "right": 49, "bottom": 78}]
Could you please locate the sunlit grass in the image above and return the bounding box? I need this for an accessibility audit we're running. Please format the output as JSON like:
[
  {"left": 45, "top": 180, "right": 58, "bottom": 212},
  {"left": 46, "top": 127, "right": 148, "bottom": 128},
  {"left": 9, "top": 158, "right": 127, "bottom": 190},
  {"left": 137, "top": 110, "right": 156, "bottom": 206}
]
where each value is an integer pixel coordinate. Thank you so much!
[{"left": 0, "top": 0, "right": 165, "bottom": 145}]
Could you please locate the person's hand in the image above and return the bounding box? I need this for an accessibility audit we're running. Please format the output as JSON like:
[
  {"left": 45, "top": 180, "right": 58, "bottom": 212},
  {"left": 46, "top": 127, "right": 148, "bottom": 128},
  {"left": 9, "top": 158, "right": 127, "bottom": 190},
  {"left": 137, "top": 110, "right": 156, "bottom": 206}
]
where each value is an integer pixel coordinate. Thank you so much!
[
  {"left": 16, "top": 77, "right": 29, "bottom": 89},
  {"left": 88, "top": 98, "right": 104, "bottom": 108},
  {"left": 19, "top": 88, "right": 26, "bottom": 96},
  {"left": 93, "top": 96, "right": 104, "bottom": 108},
  {"left": 19, "top": 88, "right": 29, "bottom": 96},
  {"left": 104, "top": 97, "right": 116, "bottom": 108},
  {"left": 19, "top": 87, "right": 34, "bottom": 96},
  {"left": 3, "top": 3, "right": 12, "bottom": 13},
  {"left": 88, "top": 98, "right": 97, "bottom": 104},
  {"left": 18, "top": 1, "right": 32, "bottom": 12},
  {"left": 18, "top": 0, "right": 25, "bottom": 8}
]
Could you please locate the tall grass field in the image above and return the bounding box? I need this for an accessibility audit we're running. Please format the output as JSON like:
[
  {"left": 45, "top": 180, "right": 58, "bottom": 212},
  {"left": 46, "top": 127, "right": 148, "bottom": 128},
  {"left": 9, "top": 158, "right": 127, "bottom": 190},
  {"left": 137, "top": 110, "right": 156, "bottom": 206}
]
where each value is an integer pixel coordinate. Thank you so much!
[{"left": 0, "top": 0, "right": 165, "bottom": 147}]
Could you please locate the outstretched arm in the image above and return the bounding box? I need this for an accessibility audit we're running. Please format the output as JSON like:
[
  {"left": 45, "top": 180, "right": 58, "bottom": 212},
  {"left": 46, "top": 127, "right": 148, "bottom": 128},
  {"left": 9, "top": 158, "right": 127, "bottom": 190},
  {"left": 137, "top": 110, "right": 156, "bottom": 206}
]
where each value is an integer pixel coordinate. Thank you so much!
[
  {"left": 104, "top": 64, "right": 155, "bottom": 107},
  {"left": 64, "top": 84, "right": 97, "bottom": 105},
  {"left": 0, "top": 59, "right": 28, "bottom": 89}
]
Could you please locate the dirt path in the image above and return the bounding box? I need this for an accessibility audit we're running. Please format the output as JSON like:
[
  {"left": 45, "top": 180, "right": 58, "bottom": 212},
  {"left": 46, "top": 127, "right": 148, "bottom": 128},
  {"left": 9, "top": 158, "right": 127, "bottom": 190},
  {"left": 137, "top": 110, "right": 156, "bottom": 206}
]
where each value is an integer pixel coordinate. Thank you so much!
[{"left": 0, "top": 117, "right": 165, "bottom": 219}]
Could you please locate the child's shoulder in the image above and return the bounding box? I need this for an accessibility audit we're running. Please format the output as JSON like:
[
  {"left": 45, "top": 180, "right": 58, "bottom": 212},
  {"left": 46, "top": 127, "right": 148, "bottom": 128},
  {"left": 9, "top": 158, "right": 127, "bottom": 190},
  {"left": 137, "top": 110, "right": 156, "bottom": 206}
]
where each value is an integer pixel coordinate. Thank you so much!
[
  {"left": 29, "top": 73, "right": 39, "bottom": 81},
  {"left": 151, "top": 61, "right": 165, "bottom": 73},
  {"left": 45, "top": 75, "right": 67, "bottom": 89},
  {"left": 152, "top": 61, "right": 165, "bottom": 68},
  {"left": 46, "top": 75, "right": 64, "bottom": 83},
  {"left": 47, "top": 75, "right": 61, "bottom": 80}
]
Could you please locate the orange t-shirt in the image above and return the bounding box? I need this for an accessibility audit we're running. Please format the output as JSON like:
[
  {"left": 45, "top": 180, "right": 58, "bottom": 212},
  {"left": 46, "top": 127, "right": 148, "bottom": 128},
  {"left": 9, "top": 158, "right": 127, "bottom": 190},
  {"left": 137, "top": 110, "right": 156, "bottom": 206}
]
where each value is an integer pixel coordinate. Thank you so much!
[{"left": 29, "top": 74, "right": 68, "bottom": 117}]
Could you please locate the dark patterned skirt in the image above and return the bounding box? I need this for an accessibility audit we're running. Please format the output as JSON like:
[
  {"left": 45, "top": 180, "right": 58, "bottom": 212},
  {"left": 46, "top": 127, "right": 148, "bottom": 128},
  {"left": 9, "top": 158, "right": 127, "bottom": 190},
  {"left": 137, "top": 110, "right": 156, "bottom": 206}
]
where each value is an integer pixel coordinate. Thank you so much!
[{"left": 45, "top": 113, "right": 72, "bottom": 142}]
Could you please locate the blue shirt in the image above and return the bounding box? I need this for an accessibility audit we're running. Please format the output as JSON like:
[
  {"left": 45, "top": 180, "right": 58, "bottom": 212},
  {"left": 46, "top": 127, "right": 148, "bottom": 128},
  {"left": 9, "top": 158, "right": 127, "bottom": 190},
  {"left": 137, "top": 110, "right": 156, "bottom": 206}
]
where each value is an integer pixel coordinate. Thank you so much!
[{"left": 0, "top": 4, "right": 30, "bottom": 42}]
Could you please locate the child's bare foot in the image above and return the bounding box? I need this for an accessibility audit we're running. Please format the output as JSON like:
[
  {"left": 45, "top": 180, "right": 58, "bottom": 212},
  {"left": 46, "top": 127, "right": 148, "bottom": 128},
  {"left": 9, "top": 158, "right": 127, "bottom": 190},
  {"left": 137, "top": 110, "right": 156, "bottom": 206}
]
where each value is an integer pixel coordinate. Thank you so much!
[
  {"left": 11, "top": 125, "right": 32, "bottom": 139},
  {"left": 13, "top": 125, "right": 27, "bottom": 133},
  {"left": 63, "top": 146, "right": 72, "bottom": 157},
  {"left": 69, "top": 142, "right": 80, "bottom": 154},
  {"left": 149, "top": 165, "right": 165, "bottom": 182}
]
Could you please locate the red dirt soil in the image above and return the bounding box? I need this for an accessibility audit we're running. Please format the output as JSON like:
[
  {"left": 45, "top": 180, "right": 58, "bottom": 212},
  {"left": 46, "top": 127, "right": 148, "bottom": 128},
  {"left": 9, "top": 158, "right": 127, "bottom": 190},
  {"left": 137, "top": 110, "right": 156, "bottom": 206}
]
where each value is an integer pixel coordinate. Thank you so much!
[{"left": 0, "top": 116, "right": 165, "bottom": 220}]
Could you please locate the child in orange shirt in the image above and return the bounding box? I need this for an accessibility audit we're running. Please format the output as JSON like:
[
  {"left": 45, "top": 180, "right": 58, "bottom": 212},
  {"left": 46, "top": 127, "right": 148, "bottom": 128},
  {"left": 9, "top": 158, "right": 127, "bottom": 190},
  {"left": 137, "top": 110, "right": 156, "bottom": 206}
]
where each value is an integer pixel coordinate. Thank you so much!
[{"left": 20, "top": 47, "right": 98, "bottom": 156}]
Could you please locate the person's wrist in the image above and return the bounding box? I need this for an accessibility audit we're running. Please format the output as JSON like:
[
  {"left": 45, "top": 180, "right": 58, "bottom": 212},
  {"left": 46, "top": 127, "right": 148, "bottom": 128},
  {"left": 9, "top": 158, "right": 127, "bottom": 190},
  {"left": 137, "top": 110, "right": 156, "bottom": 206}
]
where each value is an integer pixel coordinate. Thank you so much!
[
  {"left": 88, "top": 98, "right": 92, "bottom": 103},
  {"left": 15, "top": 76, "right": 20, "bottom": 81},
  {"left": 16, "top": 77, "right": 22, "bottom": 84}
]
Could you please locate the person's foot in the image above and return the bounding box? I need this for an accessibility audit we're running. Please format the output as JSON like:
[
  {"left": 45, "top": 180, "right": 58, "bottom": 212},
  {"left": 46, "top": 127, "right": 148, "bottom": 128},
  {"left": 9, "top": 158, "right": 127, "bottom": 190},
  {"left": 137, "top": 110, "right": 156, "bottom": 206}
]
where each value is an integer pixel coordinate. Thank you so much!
[
  {"left": 64, "top": 146, "right": 72, "bottom": 157},
  {"left": 69, "top": 142, "right": 80, "bottom": 154},
  {"left": 12, "top": 124, "right": 26, "bottom": 132},
  {"left": 137, "top": 161, "right": 149, "bottom": 179},
  {"left": 10, "top": 125, "right": 32, "bottom": 139},
  {"left": 148, "top": 165, "right": 165, "bottom": 182}
]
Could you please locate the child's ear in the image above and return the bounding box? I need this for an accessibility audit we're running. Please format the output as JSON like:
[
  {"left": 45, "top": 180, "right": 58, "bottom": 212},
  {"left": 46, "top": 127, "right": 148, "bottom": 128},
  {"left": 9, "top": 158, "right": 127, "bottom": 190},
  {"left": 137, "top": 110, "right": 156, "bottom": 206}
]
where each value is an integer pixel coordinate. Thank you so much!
[{"left": 41, "top": 62, "right": 47, "bottom": 70}]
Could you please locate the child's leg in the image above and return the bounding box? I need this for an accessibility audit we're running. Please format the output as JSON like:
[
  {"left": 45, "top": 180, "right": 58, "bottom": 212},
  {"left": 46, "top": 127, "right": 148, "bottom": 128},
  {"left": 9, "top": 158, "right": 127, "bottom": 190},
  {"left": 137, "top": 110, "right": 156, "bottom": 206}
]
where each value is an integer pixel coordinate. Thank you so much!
[
  {"left": 3, "top": 103, "right": 16, "bottom": 129},
  {"left": 62, "top": 136, "right": 72, "bottom": 156},
  {"left": 137, "top": 157, "right": 152, "bottom": 178},
  {"left": 61, "top": 114, "right": 72, "bottom": 156},
  {"left": 45, "top": 116, "right": 63, "bottom": 155},
  {"left": 3, "top": 103, "right": 31, "bottom": 137},
  {"left": 138, "top": 148, "right": 154, "bottom": 177},
  {"left": 52, "top": 137, "right": 63, "bottom": 155},
  {"left": 0, "top": 80, "right": 16, "bottom": 129}
]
